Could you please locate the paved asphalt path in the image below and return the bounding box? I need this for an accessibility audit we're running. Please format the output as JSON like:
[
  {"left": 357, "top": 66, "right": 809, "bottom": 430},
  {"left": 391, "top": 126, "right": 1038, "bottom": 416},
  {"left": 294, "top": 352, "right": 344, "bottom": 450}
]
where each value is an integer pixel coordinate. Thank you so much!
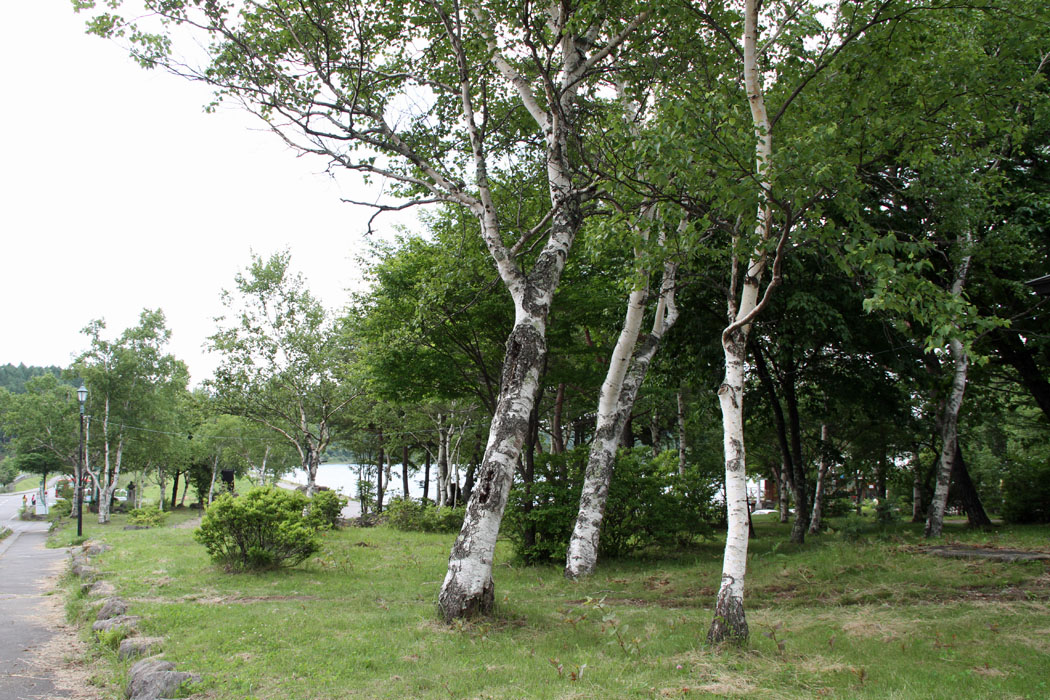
[{"left": 0, "top": 488, "right": 71, "bottom": 700}]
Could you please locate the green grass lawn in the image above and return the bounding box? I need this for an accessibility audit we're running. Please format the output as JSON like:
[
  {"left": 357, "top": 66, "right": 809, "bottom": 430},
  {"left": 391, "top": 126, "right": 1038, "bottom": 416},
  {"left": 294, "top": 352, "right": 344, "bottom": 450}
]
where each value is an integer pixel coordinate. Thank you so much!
[{"left": 54, "top": 513, "right": 1050, "bottom": 699}]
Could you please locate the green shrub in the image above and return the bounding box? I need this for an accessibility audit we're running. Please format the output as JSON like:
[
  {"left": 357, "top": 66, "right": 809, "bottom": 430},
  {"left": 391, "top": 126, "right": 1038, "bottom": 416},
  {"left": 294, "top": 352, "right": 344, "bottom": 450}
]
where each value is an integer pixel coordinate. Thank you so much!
[
  {"left": 49, "top": 498, "right": 73, "bottom": 519},
  {"left": 1001, "top": 460, "right": 1050, "bottom": 524},
  {"left": 305, "top": 490, "right": 348, "bottom": 530},
  {"left": 505, "top": 447, "right": 718, "bottom": 564},
  {"left": 385, "top": 497, "right": 466, "bottom": 533},
  {"left": 128, "top": 507, "right": 166, "bottom": 528},
  {"left": 193, "top": 487, "right": 322, "bottom": 571},
  {"left": 836, "top": 513, "right": 869, "bottom": 542},
  {"left": 875, "top": 497, "right": 901, "bottom": 526}
]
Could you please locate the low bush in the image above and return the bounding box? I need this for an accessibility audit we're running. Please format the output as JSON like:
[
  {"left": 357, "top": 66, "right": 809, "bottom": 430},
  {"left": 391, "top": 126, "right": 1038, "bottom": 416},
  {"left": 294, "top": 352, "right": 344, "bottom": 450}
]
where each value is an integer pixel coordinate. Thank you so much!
[
  {"left": 49, "top": 498, "right": 73, "bottom": 519},
  {"left": 305, "top": 489, "right": 348, "bottom": 530},
  {"left": 505, "top": 447, "right": 718, "bottom": 564},
  {"left": 1001, "top": 460, "right": 1050, "bottom": 524},
  {"left": 193, "top": 487, "right": 322, "bottom": 571},
  {"left": 385, "top": 498, "right": 466, "bottom": 533},
  {"left": 127, "top": 507, "right": 166, "bottom": 528}
]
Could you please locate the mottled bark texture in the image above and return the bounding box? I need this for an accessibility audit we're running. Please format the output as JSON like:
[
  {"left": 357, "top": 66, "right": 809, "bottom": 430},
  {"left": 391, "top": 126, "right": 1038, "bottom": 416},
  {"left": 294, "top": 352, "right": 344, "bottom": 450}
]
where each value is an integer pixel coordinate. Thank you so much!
[
  {"left": 566, "top": 255, "right": 678, "bottom": 579},
  {"left": 808, "top": 424, "right": 830, "bottom": 534},
  {"left": 926, "top": 234, "right": 974, "bottom": 538},
  {"left": 708, "top": 0, "right": 775, "bottom": 644},
  {"left": 439, "top": 323, "right": 547, "bottom": 620}
]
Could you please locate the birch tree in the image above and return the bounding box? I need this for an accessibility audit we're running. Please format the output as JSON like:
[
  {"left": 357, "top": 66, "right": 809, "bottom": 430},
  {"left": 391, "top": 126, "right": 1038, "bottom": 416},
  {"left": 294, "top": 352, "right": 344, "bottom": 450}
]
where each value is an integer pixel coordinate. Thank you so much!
[
  {"left": 73, "top": 310, "right": 187, "bottom": 524},
  {"left": 564, "top": 220, "right": 680, "bottom": 578},
  {"left": 209, "top": 252, "right": 357, "bottom": 496},
  {"left": 76, "top": 0, "right": 659, "bottom": 619}
]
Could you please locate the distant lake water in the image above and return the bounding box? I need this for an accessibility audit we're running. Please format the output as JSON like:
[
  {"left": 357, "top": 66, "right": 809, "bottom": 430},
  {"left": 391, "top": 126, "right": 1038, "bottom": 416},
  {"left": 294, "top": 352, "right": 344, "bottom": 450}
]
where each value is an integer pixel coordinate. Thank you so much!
[{"left": 285, "top": 463, "right": 428, "bottom": 518}]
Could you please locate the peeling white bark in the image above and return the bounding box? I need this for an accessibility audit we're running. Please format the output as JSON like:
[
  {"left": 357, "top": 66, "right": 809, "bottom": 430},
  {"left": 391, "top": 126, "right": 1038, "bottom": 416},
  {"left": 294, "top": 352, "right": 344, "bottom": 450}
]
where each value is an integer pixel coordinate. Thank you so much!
[
  {"left": 709, "top": 0, "right": 775, "bottom": 644},
  {"left": 926, "top": 234, "right": 974, "bottom": 538},
  {"left": 808, "top": 424, "right": 830, "bottom": 534},
  {"left": 565, "top": 245, "right": 679, "bottom": 579}
]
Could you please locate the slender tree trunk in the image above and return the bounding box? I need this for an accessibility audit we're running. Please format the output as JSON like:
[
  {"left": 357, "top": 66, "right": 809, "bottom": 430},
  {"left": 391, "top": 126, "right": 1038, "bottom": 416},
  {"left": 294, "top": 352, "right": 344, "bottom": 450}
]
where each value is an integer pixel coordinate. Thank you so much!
[
  {"left": 304, "top": 444, "right": 321, "bottom": 497},
  {"left": 566, "top": 257, "right": 679, "bottom": 579},
  {"left": 752, "top": 345, "right": 795, "bottom": 524},
  {"left": 552, "top": 383, "right": 566, "bottom": 455},
  {"left": 808, "top": 424, "right": 830, "bottom": 534},
  {"left": 438, "top": 317, "right": 552, "bottom": 620},
  {"left": 951, "top": 443, "right": 992, "bottom": 528},
  {"left": 709, "top": 0, "right": 778, "bottom": 644},
  {"left": 179, "top": 472, "right": 189, "bottom": 507},
  {"left": 912, "top": 455, "right": 925, "bottom": 523},
  {"left": 437, "top": 417, "right": 449, "bottom": 507},
  {"left": 926, "top": 233, "right": 974, "bottom": 538},
  {"left": 423, "top": 447, "right": 431, "bottom": 503},
  {"left": 677, "top": 389, "right": 687, "bottom": 477},
  {"left": 171, "top": 469, "right": 180, "bottom": 510},
  {"left": 402, "top": 444, "right": 410, "bottom": 499},
  {"left": 994, "top": 330, "right": 1050, "bottom": 422},
  {"left": 158, "top": 466, "right": 166, "bottom": 512},
  {"left": 784, "top": 356, "right": 809, "bottom": 543},
  {"left": 462, "top": 445, "right": 479, "bottom": 502},
  {"left": 649, "top": 408, "right": 660, "bottom": 459},
  {"left": 207, "top": 454, "right": 219, "bottom": 504},
  {"left": 778, "top": 461, "right": 791, "bottom": 524},
  {"left": 854, "top": 471, "right": 863, "bottom": 515},
  {"left": 710, "top": 330, "right": 752, "bottom": 643},
  {"left": 376, "top": 428, "right": 385, "bottom": 513},
  {"left": 523, "top": 397, "right": 541, "bottom": 553}
]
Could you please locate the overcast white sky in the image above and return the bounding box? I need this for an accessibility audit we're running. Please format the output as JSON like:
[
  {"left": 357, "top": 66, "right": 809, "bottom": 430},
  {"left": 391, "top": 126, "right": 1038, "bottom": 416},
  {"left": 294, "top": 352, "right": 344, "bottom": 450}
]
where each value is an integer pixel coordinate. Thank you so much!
[{"left": 0, "top": 2, "right": 413, "bottom": 384}]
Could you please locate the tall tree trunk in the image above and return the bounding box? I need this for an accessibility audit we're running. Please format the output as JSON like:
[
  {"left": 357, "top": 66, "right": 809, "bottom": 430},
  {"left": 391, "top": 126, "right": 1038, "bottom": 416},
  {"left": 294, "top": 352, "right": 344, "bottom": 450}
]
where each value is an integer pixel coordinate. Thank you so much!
[
  {"left": 552, "top": 383, "right": 566, "bottom": 455},
  {"left": 207, "top": 454, "right": 219, "bottom": 504},
  {"left": 462, "top": 444, "right": 479, "bottom": 502},
  {"left": 437, "top": 416, "right": 449, "bottom": 507},
  {"left": 402, "top": 444, "right": 410, "bottom": 499},
  {"left": 304, "top": 444, "right": 320, "bottom": 497},
  {"left": 523, "top": 393, "right": 541, "bottom": 553},
  {"left": 171, "top": 469, "right": 180, "bottom": 510},
  {"left": 926, "top": 233, "right": 974, "bottom": 538},
  {"left": 778, "top": 460, "right": 791, "bottom": 524},
  {"left": 565, "top": 256, "right": 679, "bottom": 579},
  {"left": 912, "top": 454, "right": 925, "bottom": 523},
  {"left": 709, "top": 0, "right": 781, "bottom": 644},
  {"left": 677, "top": 388, "right": 687, "bottom": 477},
  {"left": 438, "top": 317, "right": 552, "bottom": 620},
  {"left": 808, "top": 424, "right": 830, "bottom": 534},
  {"left": 752, "top": 344, "right": 796, "bottom": 524},
  {"left": 854, "top": 471, "right": 863, "bottom": 515},
  {"left": 951, "top": 443, "right": 992, "bottom": 528},
  {"left": 158, "top": 466, "right": 166, "bottom": 512},
  {"left": 783, "top": 353, "right": 809, "bottom": 543},
  {"left": 376, "top": 428, "right": 385, "bottom": 513},
  {"left": 423, "top": 447, "right": 431, "bottom": 502},
  {"left": 993, "top": 330, "right": 1050, "bottom": 423},
  {"left": 649, "top": 408, "right": 660, "bottom": 459}
]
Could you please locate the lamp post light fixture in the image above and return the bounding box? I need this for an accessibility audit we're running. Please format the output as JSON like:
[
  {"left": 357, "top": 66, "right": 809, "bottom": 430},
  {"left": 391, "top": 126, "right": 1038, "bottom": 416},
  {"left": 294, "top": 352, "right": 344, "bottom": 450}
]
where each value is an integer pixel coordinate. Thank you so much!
[{"left": 77, "top": 383, "right": 87, "bottom": 538}]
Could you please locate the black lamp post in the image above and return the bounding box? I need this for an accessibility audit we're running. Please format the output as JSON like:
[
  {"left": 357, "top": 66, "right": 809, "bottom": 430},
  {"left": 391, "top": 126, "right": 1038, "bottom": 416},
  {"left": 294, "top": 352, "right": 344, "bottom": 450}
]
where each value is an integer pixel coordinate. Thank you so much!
[{"left": 77, "top": 383, "right": 87, "bottom": 538}]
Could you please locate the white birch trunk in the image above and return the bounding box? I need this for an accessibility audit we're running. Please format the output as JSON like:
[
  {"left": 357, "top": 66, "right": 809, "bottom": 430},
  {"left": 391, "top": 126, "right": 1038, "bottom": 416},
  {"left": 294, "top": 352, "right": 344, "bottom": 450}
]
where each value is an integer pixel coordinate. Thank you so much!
[
  {"left": 437, "top": 415, "right": 449, "bottom": 507},
  {"left": 709, "top": 0, "right": 773, "bottom": 644},
  {"left": 565, "top": 254, "right": 678, "bottom": 579},
  {"left": 207, "top": 454, "right": 219, "bottom": 504},
  {"left": 808, "top": 424, "right": 830, "bottom": 534},
  {"left": 438, "top": 313, "right": 551, "bottom": 620},
  {"left": 925, "top": 337, "right": 969, "bottom": 537},
  {"left": 96, "top": 397, "right": 124, "bottom": 524},
  {"left": 925, "top": 235, "right": 974, "bottom": 538}
]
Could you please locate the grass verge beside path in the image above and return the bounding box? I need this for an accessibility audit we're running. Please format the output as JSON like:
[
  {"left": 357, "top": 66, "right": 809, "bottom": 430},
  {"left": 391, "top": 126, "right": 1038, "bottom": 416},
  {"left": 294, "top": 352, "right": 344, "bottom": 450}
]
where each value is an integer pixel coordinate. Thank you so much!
[{"left": 53, "top": 513, "right": 1050, "bottom": 699}]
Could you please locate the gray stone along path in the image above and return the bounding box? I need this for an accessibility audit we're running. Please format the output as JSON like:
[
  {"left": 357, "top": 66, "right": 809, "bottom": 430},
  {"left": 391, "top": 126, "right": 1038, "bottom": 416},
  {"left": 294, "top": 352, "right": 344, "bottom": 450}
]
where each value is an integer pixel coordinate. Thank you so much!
[{"left": 0, "top": 490, "right": 72, "bottom": 700}]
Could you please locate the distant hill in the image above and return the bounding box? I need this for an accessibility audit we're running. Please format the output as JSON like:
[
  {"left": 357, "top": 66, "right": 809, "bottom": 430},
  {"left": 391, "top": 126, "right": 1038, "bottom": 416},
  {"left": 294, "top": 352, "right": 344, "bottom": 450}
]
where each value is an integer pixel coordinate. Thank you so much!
[{"left": 0, "top": 363, "right": 66, "bottom": 393}]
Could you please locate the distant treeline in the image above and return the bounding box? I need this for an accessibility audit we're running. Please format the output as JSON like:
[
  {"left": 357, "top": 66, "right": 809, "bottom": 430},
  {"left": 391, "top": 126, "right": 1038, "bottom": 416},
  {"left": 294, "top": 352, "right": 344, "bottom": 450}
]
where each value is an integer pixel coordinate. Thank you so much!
[{"left": 0, "top": 363, "right": 69, "bottom": 394}]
